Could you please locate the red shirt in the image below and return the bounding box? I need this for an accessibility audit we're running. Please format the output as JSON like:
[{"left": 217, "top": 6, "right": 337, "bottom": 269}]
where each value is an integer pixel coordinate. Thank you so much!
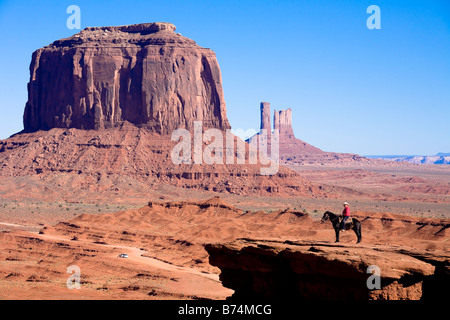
[{"left": 342, "top": 206, "right": 350, "bottom": 216}]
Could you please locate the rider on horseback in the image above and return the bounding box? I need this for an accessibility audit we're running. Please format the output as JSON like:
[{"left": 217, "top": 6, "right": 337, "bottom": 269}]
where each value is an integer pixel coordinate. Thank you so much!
[
  {"left": 341, "top": 202, "right": 350, "bottom": 231},
  {"left": 321, "top": 207, "right": 361, "bottom": 244}
]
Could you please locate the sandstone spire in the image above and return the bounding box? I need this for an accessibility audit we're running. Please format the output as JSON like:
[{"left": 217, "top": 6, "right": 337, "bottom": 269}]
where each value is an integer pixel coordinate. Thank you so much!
[
  {"left": 274, "top": 108, "right": 294, "bottom": 139},
  {"left": 247, "top": 102, "right": 325, "bottom": 156},
  {"left": 260, "top": 102, "right": 271, "bottom": 133}
]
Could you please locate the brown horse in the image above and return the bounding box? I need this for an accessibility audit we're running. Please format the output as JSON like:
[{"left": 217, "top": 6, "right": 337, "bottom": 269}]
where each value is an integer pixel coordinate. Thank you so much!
[{"left": 321, "top": 211, "right": 361, "bottom": 243}]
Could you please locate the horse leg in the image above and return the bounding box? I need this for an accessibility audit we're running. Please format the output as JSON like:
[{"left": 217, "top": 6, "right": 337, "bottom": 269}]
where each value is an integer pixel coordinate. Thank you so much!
[
  {"left": 352, "top": 222, "right": 361, "bottom": 243},
  {"left": 334, "top": 227, "right": 340, "bottom": 242}
]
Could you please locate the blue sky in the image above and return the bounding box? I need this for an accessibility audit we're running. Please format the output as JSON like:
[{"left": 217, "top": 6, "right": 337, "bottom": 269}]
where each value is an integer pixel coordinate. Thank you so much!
[{"left": 0, "top": 0, "right": 449, "bottom": 155}]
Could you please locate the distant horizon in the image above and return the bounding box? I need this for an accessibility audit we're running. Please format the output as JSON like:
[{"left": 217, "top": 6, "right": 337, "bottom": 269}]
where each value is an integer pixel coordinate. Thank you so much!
[
  {"left": 365, "top": 153, "right": 450, "bottom": 157},
  {"left": 0, "top": 0, "right": 449, "bottom": 155}
]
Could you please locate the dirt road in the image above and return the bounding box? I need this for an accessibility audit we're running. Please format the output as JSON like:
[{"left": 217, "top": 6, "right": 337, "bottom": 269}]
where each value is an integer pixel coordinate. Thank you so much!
[{"left": 33, "top": 231, "right": 220, "bottom": 282}]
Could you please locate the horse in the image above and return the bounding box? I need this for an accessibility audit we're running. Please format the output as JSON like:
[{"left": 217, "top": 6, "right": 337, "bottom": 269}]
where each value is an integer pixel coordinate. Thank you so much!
[{"left": 321, "top": 211, "right": 361, "bottom": 244}]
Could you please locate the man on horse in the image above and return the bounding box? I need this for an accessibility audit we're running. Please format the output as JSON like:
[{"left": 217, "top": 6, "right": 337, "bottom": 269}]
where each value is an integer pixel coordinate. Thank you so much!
[
  {"left": 341, "top": 202, "right": 350, "bottom": 231},
  {"left": 321, "top": 207, "right": 362, "bottom": 243}
]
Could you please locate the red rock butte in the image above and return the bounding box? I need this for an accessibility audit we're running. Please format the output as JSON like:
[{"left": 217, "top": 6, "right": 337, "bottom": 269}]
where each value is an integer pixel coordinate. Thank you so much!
[
  {"left": 248, "top": 102, "right": 370, "bottom": 165},
  {"left": 23, "top": 22, "right": 230, "bottom": 134},
  {"left": 1, "top": 22, "right": 339, "bottom": 197}
]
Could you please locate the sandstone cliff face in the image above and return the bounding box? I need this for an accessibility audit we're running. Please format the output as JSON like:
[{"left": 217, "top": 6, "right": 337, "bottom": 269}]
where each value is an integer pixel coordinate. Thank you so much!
[
  {"left": 206, "top": 239, "right": 449, "bottom": 300},
  {"left": 23, "top": 22, "right": 230, "bottom": 134}
]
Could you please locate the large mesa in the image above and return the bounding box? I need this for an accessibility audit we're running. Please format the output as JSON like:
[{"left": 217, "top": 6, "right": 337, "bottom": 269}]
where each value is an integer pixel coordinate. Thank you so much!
[{"left": 23, "top": 22, "right": 230, "bottom": 134}]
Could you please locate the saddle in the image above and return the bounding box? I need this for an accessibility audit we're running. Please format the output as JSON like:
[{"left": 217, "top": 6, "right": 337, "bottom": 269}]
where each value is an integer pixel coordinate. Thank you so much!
[{"left": 339, "top": 216, "right": 352, "bottom": 230}]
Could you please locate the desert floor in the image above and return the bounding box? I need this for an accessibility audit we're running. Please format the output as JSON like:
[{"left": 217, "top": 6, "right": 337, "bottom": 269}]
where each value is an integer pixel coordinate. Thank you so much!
[{"left": 0, "top": 162, "right": 448, "bottom": 299}]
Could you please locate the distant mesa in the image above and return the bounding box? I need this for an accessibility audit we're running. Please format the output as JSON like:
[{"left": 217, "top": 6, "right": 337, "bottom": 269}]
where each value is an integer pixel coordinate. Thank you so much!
[
  {"left": 23, "top": 22, "right": 230, "bottom": 134},
  {"left": 367, "top": 154, "right": 450, "bottom": 165}
]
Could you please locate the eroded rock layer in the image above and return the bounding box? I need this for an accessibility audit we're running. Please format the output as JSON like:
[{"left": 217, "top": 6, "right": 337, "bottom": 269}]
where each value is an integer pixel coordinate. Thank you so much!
[{"left": 0, "top": 125, "right": 332, "bottom": 197}]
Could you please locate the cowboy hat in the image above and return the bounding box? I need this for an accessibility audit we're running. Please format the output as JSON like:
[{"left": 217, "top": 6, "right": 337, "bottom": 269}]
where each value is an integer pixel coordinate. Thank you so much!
[{"left": 343, "top": 202, "right": 349, "bottom": 205}]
